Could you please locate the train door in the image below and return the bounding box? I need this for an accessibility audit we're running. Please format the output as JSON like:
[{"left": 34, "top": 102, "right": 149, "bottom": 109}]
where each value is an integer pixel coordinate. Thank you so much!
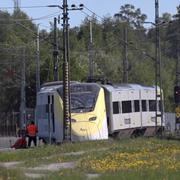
[
  {"left": 130, "top": 90, "right": 141, "bottom": 129},
  {"left": 36, "top": 92, "right": 51, "bottom": 142},
  {"left": 140, "top": 89, "right": 149, "bottom": 128},
  {"left": 47, "top": 94, "right": 55, "bottom": 143},
  {"left": 119, "top": 90, "right": 132, "bottom": 130},
  {"left": 110, "top": 91, "right": 122, "bottom": 132},
  {"left": 147, "top": 90, "right": 156, "bottom": 127}
]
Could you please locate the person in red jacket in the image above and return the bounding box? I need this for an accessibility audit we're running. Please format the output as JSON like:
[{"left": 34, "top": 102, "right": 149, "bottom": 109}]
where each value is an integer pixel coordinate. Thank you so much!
[{"left": 26, "top": 121, "right": 38, "bottom": 147}]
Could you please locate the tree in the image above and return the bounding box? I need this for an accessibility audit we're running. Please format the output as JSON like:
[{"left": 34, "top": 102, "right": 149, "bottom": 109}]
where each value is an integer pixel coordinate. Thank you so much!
[
  {"left": 160, "top": 12, "right": 172, "bottom": 22},
  {"left": 114, "top": 4, "right": 147, "bottom": 28}
]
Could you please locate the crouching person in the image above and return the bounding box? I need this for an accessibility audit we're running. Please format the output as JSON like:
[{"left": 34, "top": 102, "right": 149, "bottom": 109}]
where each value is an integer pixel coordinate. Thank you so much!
[
  {"left": 26, "top": 121, "right": 38, "bottom": 147},
  {"left": 11, "top": 129, "right": 27, "bottom": 149}
]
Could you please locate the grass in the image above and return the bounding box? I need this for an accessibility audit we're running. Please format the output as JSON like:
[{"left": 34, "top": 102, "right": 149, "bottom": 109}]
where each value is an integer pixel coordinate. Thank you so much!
[{"left": 0, "top": 138, "right": 179, "bottom": 179}]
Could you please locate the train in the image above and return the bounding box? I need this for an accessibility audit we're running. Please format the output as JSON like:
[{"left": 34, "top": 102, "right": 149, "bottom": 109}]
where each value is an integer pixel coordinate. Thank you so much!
[{"left": 36, "top": 81, "right": 164, "bottom": 143}]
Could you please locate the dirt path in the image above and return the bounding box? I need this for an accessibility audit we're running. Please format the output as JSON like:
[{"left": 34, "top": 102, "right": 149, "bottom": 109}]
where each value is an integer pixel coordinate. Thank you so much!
[{"left": 0, "top": 148, "right": 105, "bottom": 178}]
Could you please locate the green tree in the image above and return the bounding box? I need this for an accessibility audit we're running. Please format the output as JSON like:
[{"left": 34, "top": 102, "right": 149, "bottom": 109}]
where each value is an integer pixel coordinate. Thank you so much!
[{"left": 115, "top": 4, "right": 147, "bottom": 28}]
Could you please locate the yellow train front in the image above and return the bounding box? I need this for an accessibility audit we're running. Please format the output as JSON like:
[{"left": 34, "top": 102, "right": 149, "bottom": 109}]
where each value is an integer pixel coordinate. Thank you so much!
[
  {"left": 36, "top": 82, "right": 108, "bottom": 143},
  {"left": 70, "top": 83, "right": 108, "bottom": 141}
]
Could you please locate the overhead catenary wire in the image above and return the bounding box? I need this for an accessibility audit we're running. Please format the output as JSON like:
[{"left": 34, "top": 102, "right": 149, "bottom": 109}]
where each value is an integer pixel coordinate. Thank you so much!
[
  {"left": 83, "top": 5, "right": 104, "bottom": 21},
  {"left": 79, "top": 9, "right": 102, "bottom": 24},
  {"left": 0, "top": 5, "right": 53, "bottom": 9},
  {"left": 0, "top": 11, "right": 60, "bottom": 22}
]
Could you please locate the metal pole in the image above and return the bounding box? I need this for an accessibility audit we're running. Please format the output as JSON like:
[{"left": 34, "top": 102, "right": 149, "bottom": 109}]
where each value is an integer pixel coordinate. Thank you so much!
[
  {"left": 175, "top": 40, "right": 180, "bottom": 130},
  {"left": 67, "top": 15, "right": 72, "bottom": 141},
  {"left": 176, "top": 40, "right": 180, "bottom": 86},
  {"left": 63, "top": 0, "right": 71, "bottom": 141},
  {"left": 155, "top": 0, "right": 163, "bottom": 135},
  {"left": 20, "top": 47, "right": 26, "bottom": 129},
  {"left": 48, "top": 95, "right": 52, "bottom": 144},
  {"left": 88, "top": 20, "right": 94, "bottom": 79},
  {"left": 36, "top": 26, "right": 40, "bottom": 93},
  {"left": 155, "top": 0, "right": 158, "bottom": 134},
  {"left": 123, "top": 27, "right": 128, "bottom": 83},
  {"left": 53, "top": 17, "right": 59, "bottom": 81}
]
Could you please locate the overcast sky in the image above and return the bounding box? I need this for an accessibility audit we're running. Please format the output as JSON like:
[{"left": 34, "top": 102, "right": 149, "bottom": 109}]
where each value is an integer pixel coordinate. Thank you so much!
[{"left": 1, "top": 0, "right": 180, "bottom": 30}]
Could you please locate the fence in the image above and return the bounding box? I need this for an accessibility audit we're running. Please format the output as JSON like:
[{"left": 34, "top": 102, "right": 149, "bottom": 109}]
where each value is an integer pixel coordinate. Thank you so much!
[
  {"left": 164, "top": 112, "right": 176, "bottom": 132},
  {"left": 0, "top": 112, "right": 20, "bottom": 136}
]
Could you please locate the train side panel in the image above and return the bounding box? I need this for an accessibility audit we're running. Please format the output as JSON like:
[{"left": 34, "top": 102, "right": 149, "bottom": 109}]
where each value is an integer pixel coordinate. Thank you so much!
[
  {"left": 106, "top": 88, "right": 141, "bottom": 134},
  {"left": 36, "top": 91, "right": 64, "bottom": 143},
  {"left": 53, "top": 92, "right": 64, "bottom": 142}
]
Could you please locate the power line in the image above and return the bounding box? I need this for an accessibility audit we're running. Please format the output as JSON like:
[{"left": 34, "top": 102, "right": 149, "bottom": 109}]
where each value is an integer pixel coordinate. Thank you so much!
[
  {"left": 83, "top": 5, "right": 104, "bottom": 20},
  {"left": 0, "top": 5, "right": 51, "bottom": 9},
  {"left": 0, "top": 11, "right": 60, "bottom": 22},
  {"left": 79, "top": 9, "right": 102, "bottom": 23}
]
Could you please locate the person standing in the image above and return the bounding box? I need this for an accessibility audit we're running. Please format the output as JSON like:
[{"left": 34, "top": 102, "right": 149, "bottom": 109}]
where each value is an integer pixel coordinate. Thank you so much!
[{"left": 26, "top": 121, "right": 38, "bottom": 147}]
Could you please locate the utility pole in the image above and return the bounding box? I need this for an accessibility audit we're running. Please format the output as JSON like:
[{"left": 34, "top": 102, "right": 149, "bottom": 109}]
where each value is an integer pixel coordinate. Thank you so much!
[
  {"left": 36, "top": 26, "right": 40, "bottom": 93},
  {"left": 20, "top": 47, "right": 26, "bottom": 129},
  {"left": 88, "top": 20, "right": 94, "bottom": 79},
  {"left": 123, "top": 27, "right": 128, "bottom": 83},
  {"left": 13, "top": 0, "right": 21, "bottom": 11},
  {"left": 175, "top": 39, "right": 180, "bottom": 130},
  {"left": 48, "top": 2, "right": 83, "bottom": 142},
  {"left": 62, "top": 0, "right": 71, "bottom": 141},
  {"left": 176, "top": 40, "right": 180, "bottom": 87},
  {"left": 155, "top": 0, "right": 163, "bottom": 135},
  {"left": 53, "top": 17, "right": 59, "bottom": 81}
]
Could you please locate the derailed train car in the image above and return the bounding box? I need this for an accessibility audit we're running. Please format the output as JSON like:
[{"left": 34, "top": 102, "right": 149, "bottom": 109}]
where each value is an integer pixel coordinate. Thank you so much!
[
  {"left": 36, "top": 82, "right": 108, "bottom": 143},
  {"left": 36, "top": 81, "right": 164, "bottom": 143},
  {"left": 103, "top": 84, "right": 164, "bottom": 138}
]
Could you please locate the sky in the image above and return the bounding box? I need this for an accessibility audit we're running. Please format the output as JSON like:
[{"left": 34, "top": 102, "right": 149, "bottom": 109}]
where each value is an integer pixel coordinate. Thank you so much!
[{"left": 1, "top": 0, "right": 180, "bottom": 30}]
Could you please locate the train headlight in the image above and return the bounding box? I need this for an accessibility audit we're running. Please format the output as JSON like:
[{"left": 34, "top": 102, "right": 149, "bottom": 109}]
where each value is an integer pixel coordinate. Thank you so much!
[
  {"left": 89, "top": 116, "right": 97, "bottom": 121},
  {"left": 71, "top": 119, "right": 77, "bottom": 122}
]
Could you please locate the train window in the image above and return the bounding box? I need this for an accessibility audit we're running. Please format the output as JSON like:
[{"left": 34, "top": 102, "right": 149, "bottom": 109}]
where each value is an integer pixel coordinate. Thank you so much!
[
  {"left": 113, "top": 101, "right": 120, "bottom": 114},
  {"left": 122, "top": 101, "right": 132, "bottom": 113},
  {"left": 71, "top": 92, "right": 96, "bottom": 113},
  {"left": 142, "top": 100, "right": 147, "bottom": 111},
  {"left": 149, "top": 100, "right": 156, "bottom": 111},
  {"left": 134, "top": 100, "right": 140, "bottom": 112},
  {"left": 158, "top": 100, "right": 163, "bottom": 112}
]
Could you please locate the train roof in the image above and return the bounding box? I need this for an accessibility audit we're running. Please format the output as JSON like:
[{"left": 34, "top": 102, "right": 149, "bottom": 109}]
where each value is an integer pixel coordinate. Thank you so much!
[
  {"left": 39, "top": 81, "right": 79, "bottom": 93},
  {"left": 39, "top": 82, "right": 160, "bottom": 93},
  {"left": 41, "top": 81, "right": 80, "bottom": 87},
  {"left": 39, "top": 81, "right": 101, "bottom": 93},
  {"left": 102, "top": 83, "right": 160, "bottom": 92}
]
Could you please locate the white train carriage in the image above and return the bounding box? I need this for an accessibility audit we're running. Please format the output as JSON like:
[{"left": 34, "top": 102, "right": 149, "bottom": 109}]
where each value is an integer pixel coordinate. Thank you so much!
[{"left": 102, "top": 84, "right": 164, "bottom": 137}]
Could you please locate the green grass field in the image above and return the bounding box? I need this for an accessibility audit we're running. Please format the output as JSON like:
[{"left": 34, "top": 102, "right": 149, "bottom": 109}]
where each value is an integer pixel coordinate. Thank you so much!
[{"left": 0, "top": 138, "right": 179, "bottom": 180}]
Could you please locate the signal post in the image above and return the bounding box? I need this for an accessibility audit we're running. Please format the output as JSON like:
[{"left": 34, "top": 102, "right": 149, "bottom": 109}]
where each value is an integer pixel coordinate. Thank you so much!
[
  {"left": 174, "top": 35, "right": 180, "bottom": 132},
  {"left": 174, "top": 86, "right": 180, "bottom": 131}
]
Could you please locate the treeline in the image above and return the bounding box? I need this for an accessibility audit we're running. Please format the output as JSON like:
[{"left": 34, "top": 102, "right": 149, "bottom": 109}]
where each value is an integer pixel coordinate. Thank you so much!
[{"left": 0, "top": 4, "right": 180, "bottom": 113}]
